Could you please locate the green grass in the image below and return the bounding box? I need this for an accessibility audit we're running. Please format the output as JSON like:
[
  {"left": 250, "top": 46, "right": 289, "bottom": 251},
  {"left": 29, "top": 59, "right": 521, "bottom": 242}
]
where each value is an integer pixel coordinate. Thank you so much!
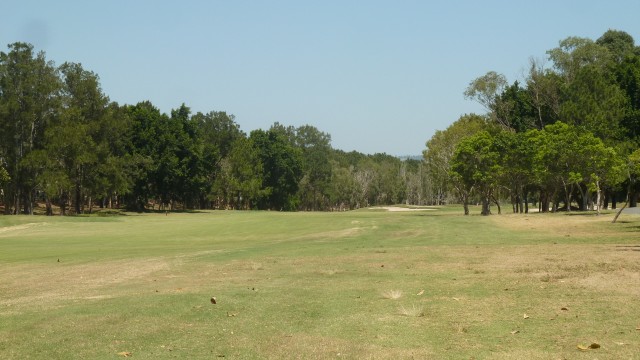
[{"left": 1, "top": 208, "right": 640, "bottom": 359}]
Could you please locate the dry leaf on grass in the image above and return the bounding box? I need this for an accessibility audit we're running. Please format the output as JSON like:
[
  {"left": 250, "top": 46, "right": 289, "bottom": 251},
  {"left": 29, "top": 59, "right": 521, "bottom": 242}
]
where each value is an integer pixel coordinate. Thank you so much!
[
  {"left": 117, "top": 351, "right": 132, "bottom": 357},
  {"left": 510, "top": 330, "right": 519, "bottom": 335},
  {"left": 523, "top": 314, "right": 529, "bottom": 319},
  {"left": 416, "top": 290, "right": 424, "bottom": 296},
  {"left": 577, "top": 343, "right": 600, "bottom": 351}
]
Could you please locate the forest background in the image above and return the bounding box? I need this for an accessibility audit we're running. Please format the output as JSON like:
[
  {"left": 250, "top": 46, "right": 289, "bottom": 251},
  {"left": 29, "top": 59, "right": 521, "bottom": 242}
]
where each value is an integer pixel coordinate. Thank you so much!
[{"left": 2, "top": 29, "right": 640, "bottom": 215}]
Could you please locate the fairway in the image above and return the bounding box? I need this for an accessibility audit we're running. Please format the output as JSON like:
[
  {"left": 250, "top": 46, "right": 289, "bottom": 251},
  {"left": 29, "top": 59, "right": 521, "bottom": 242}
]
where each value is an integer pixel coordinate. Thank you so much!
[{"left": 1, "top": 209, "right": 640, "bottom": 359}]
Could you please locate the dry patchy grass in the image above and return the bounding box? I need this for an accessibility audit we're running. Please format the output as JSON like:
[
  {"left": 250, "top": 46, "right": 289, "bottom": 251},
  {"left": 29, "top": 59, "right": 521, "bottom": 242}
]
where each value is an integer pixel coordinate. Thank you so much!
[{"left": 2, "top": 210, "right": 640, "bottom": 359}]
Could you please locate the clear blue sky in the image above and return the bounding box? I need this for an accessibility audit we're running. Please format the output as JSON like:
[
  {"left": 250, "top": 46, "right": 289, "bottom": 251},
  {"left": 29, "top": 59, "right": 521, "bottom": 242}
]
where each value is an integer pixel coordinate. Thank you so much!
[{"left": 2, "top": 1, "right": 639, "bottom": 155}]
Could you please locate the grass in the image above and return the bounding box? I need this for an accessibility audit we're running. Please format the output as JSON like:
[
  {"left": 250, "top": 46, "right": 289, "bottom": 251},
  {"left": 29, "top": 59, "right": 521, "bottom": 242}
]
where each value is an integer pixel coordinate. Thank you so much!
[
  {"left": 381, "top": 290, "right": 403, "bottom": 300},
  {"left": 1, "top": 207, "right": 640, "bottom": 359}
]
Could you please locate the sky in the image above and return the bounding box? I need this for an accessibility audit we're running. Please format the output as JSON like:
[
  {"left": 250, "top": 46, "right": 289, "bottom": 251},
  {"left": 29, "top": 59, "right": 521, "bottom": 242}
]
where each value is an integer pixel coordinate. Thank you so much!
[{"left": 2, "top": 1, "right": 640, "bottom": 156}]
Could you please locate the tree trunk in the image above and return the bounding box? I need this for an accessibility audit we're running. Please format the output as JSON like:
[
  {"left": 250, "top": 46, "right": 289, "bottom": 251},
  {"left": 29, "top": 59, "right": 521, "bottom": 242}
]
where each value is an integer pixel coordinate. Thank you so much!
[
  {"left": 481, "top": 196, "right": 491, "bottom": 216},
  {"left": 596, "top": 181, "right": 601, "bottom": 215},
  {"left": 579, "top": 183, "right": 588, "bottom": 211},
  {"left": 612, "top": 194, "right": 617, "bottom": 209},
  {"left": 75, "top": 182, "right": 82, "bottom": 215},
  {"left": 564, "top": 183, "right": 572, "bottom": 212},
  {"left": 23, "top": 192, "right": 32, "bottom": 215},
  {"left": 45, "top": 194, "right": 53, "bottom": 216},
  {"left": 492, "top": 195, "right": 501, "bottom": 215},
  {"left": 612, "top": 196, "right": 628, "bottom": 223},
  {"left": 14, "top": 191, "right": 21, "bottom": 215},
  {"left": 463, "top": 193, "right": 469, "bottom": 215},
  {"left": 540, "top": 190, "right": 549, "bottom": 213},
  {"left": 60, "top": 192, "right": 67, "bottom": 216}
]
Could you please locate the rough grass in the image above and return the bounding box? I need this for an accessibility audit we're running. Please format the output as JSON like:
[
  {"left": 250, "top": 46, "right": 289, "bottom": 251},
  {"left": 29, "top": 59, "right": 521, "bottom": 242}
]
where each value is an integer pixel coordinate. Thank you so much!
[{"left": 1, "top": 208, "right": 640, "bottom": 359}]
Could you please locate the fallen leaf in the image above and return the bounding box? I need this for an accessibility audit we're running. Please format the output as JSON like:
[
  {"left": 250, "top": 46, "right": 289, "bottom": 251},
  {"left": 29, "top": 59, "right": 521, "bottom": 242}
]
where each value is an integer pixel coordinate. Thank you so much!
[
  {"left": 615, "top": 342, "right": 626, "bottom": 346},
  {"left": 452, "top": 297, "right": 460, "bottom": 301},
  {"left": 416, "top": 290, "right": 424, "bottom": 296},
  {"left": 227, "top": 312, "right": 237, "bottom": 317},
  {"left": 510, "top": 330, "right": 519, "bottom": 335},
  {"left": 576, "top": 343, "right": 600, "bottom": 351},
  {"left": 561, "top": 307, "right": 568, "bottom": 311},
  {"left": 117, "top": 351, "right": 132, "bottom": 357},
  {"left": 523, "top": 314, "right": 530, "bottom": 319},
  {"left": 211, "top": 297, "right": 217, "bottom": 304}
]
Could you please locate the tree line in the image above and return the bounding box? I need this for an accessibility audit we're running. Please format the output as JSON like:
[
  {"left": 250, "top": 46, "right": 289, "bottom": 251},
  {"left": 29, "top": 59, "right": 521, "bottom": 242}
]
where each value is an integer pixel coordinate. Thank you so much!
[
  {"left": 0, "top": 42, "right": 423, "bottom": 215},
  {"left": 423, "top": 29, "right": 640, "bottom": 215}
]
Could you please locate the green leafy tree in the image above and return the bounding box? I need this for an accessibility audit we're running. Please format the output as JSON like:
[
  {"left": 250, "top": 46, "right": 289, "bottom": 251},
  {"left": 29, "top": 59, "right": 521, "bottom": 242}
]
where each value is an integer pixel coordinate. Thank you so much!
[
  {"left": 464, "top": 71, "right": 512, "bottom": 129},
  {"left": 126, "top": 101, "right": 166, "bottom": 211},
  {"left": 54, "top": 62, "right": 109, "bottom": 214},
  {"left": 450, "top": 131, "right": 503, "bottom": 215},
  {"left": 495, "top": 81, "right": 538, "bottom": 132},
  {"left": 193, "top": 110, "right": 244, "bottom": 208},
  {"left": 213, "top": 136, "right": 264, "bottom": 209},
  {"left": 526, "top": 58, "right": 562, "bottom": 129},
  {"left": 423, "top": 114, "right": 490, "bottom": 213},
  {"left": 547, "top": 36, "right": 611, "bottom": 83},
  {"left": 0, "top": 42, "right": 60, "bottom": 214},
  {"left": 493, "top": 131, "right": 535, "bottom": 213},
  {"left": 250, "top": 127, "right": 303, "bottom": 210},
  {"left": 294, "top": 125, "right": 333, "bottom": 210},
  {"left": 529, "top": 122, "right": 621, "bottom": 212}
]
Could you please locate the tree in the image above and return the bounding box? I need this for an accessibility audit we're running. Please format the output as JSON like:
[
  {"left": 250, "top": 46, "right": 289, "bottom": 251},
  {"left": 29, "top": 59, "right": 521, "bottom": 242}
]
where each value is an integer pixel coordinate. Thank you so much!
[
  {"left": 193, "top": 110, "right": 244, "bottom": 208},
  {"left": 547, "top": 37, "right": 611, "bottom": 83},
  {"left": 493, "top": 131, "right": 535, "bottom": 213},
  {"left": 450, "top": 131, "right": 502, "bottom": 215},
  {"left": 294, "top": 125, "right": 332, "bottom": 210},
  {"left": 423, "top": 114, "right": 490, "bottom": 213},
  {"left": 250, "top": 127, "right": 303, "bottom": 210},
  {"left": 495, "top": 81, "right": 538, "bottom": 132},
  {"left": 597, "top": 29, "right": 636, "bottom": 63},
  {"left": 559, "top": 63, "right": 628, "bottom": 144},
  {"left": 526, "top": 58, "right": 562, "bottom": 129},
  {"left": 126, "top": 101, "right": 166, "bottom": 211},
  {"left": 0, "top": 42, "right": 60, "bottom": 214},
  {"left": 91, "top": 102, "right": 136, "bottom": 210},
  {"left": 53, "top": 62, "right": 109, "bottom": 214},
  {"left": 464, "top": 71, "right": 512, "bottom": 129},
  {"left": 213, "top": 136, "right": 263, "bottom": 209},
  {"left": 530, "top": 122, "right": 621, "bottom": 212}
]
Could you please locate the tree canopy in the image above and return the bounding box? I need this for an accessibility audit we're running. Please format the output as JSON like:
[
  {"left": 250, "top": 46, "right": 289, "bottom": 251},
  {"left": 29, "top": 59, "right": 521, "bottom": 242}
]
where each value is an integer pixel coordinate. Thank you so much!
[{"left": 432, "top": 29, "right": 640, "bottom": 215}]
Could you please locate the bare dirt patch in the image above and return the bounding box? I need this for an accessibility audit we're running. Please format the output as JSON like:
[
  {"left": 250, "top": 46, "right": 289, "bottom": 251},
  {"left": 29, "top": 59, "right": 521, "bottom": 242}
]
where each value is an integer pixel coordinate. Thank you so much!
[
  {"left": 0, "top": 222, "right": 48, "bottom": 235},
  {"left": 490, "top": 212, "right": 637, "bottom": 240},
  {"left": 0, "top": 257, "right": 170, "bottom": 313}
]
